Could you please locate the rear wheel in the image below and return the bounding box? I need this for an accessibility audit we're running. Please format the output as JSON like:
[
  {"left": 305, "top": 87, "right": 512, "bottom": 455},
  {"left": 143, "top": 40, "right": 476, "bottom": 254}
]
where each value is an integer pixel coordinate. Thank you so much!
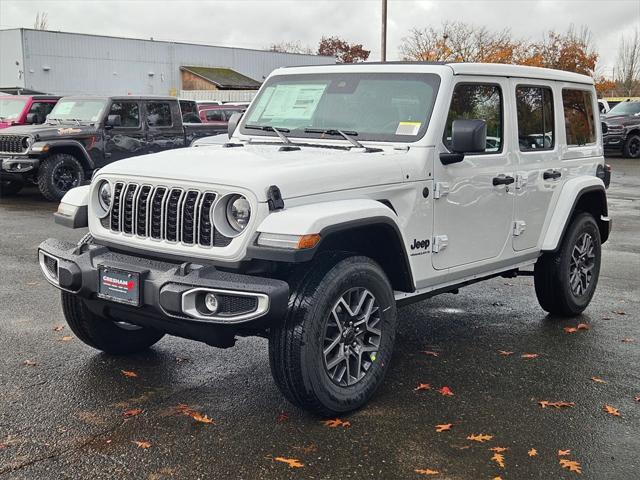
[
  {"left": 0, "top": 179, "right": 23, "bottom": 197},
  {"left": 534, "top": 213, "right": 601, "bottom": 316},
  {"left": 623, "top": 133, "right": 640, "bottom": 159},
  {"left": 61, "top": 292, "right": 164, "bottom": 354},
  {"left": 269, "top": 254, "right": 397, "bottom": 416},
  {"left": 37, "top": 153, "right": 84, "bottom": 201}
]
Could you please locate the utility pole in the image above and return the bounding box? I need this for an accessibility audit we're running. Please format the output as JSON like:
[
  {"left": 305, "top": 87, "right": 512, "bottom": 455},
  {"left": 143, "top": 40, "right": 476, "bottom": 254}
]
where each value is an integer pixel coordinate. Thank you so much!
[{"left": 381, "top": 0, "right": 387, "bottom": 62}]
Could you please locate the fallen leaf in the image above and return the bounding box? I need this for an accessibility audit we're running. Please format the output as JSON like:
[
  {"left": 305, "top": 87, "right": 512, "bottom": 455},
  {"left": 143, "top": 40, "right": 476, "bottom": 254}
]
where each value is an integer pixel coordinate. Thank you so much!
[
  {"left": 422, "top": 351, "right": 439, "bottom": 357},
  {"left": 415, "top": 469, "right": 439, "bottom": 475},
  {"left": 53, "top": 325, "right": 64, "bottom": 332},
  {"left": 498, "top": 350, "right": 514, "bottom": 356},
  {"left": 323, "top": 418, "right": 351, "bottom": 428},
  {"left": 613, "top": 310, "right": 626, "bottom": 315},
  {"left": 528, "top": 448, "right": 538, "bottom": 457},
  {"left": 564, "top": 327, "right": 578, "bottom": 333},
  {"left": 123, "top": 408, "right": 144, "bottom": 418},
  {"left": 60, "top": 335, "right": 73, "bottom": 341},
  {"left": 591, "top": 376, "right": 606, "bottom": 384},
  {"left": 414, "top": 383, "right": 431, "bottom": 391},
  {"left": 558, "top": 449, "right": 571, "bottom": 456},
  {"left": 621, "top": 338, "right": 635, "bottom": 343},
  {"left": 603, "top": 404, "right": 620, "bottom": 417},
  {"left": 539, "top": 400, "right": 575, "bottom": 409},
  {"left": 174, "top": 356, "right": 191, "bottom": 363},
  {"left": 493, "top": 477, "right": 503, "bottom": 480},
  {"left": 121, "top": 370, "right": 138, "bottom": 378},
  {"left": 559, "top": 458, "right": 582, "bottom": 474},
  {"left": 175, "top": 404, "right": 214, "bottom": 424},
  {"left": 635, "top": 395, "right": 640, "bottom": 402},
  {"left": 491, "top": 452, "right": 505, "bottom": 468},
  {"left": 435, "top": 423, "right": 452, "bottom": 432},
  {"left": 467, "top": 433, "right": 493, "bottom": 443},
  {"left": 133, "top": 440, "right": 151, "bottom": 449},
  {"left": 489, "top": 447, "right": 508, "bottom": 453},
  {"left": 23, "top": 359, "right": 38, "bottom": 366},
  {"left": 277, "top": 412, "right": 289, "bottom": 422},
  {"left": 577, "top": 323, "right": 590, "bottom": 330},
  {"left": 273, "top": 457, "right": 304, "bottom": 468},
  {"left": 438, "top": 386, "right": 454, "bottom": 396},
  {"left": 521, "top": 353, "right": 539, "bottom": 359}
]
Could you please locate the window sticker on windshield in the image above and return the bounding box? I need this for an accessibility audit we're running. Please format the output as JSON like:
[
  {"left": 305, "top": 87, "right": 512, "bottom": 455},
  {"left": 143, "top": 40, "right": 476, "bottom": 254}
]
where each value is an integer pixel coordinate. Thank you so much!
[
  {"left": 256, "top": 84, "right": 327, "bottom": 121},
  {"left": 54, "top": 102, "right": 74, "bottom": 115},
  {"left": 396, "top": 121, "right": 421, "bottom": 135}
]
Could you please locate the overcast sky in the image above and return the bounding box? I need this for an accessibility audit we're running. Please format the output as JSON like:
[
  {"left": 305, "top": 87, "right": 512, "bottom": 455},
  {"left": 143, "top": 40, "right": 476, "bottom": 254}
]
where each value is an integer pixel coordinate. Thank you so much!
[{"left": 1, "top": 0, "right": 638, "bottom": 76}]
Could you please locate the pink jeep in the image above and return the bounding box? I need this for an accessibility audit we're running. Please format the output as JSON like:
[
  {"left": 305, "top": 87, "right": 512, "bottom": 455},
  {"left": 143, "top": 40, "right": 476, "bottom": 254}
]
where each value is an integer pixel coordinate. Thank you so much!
[{"left": 0, "top": 95, "right": 60, "bottom": 129}]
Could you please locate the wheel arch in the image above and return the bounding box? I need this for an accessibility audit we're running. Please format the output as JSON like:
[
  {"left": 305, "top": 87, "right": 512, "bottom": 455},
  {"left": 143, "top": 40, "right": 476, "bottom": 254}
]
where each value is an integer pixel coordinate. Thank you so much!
[
  {"left": 45, "top": 141, "right": 94, "bottom": 171},
  {"left": 541, "top": 178, "right": 610, "bottom": 252}
]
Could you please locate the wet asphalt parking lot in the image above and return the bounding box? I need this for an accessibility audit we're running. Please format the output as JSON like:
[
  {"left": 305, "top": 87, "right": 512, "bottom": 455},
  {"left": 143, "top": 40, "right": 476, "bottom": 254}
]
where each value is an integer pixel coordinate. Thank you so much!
[{"left": 0, "top": 158, "right": 638, "bottom": 480}]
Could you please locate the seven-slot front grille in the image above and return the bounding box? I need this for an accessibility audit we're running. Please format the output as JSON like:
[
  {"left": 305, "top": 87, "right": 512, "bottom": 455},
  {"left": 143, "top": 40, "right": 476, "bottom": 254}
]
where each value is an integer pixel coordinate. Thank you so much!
[
  {"left": 104, "top": 182, "right": 232, "bottom": 247},
  {"left": 0, "top": 135, "right": 28, "bottom": 154}
]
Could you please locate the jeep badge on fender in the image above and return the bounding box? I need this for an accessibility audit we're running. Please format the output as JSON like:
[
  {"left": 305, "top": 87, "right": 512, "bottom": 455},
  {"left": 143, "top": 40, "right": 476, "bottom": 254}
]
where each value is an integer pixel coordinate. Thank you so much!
[{"left": 38, "top": 62, "right": 610, "bottom": 417}]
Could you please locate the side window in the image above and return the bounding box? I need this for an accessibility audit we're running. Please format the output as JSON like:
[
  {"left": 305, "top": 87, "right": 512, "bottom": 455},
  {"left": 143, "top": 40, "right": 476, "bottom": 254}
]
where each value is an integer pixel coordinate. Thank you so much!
[
  {"left": 562, "top": 89, "right": 596, "bottom": 146},
  {"left": 516, "top": 86, "right": 554, "bottom": 151},
  {"left": 146, "top": 102, "right": 173, "bottom": 127},
  {"left": 108, "top": 102, "right": 140, "bottom": 128},
  {"left": 205, "top": 110, "right": 225, "bottom": 122},
  {"left": 28, "top": 102, "right": 56, "bottom": 124},
  {"left": 444, "top": 84, "right": 503, "bottom": 153}
]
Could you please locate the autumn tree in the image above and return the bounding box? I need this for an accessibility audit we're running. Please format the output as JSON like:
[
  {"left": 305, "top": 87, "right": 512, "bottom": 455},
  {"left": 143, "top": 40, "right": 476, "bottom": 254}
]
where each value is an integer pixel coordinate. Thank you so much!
[
  {"left": 527, "top": 26, "right": 598, "bottom": 76},
  {"left": 267, "top": 41, "right": 314, "bottom": 55},
  {"left": 317, "top": 36, "right": 370, "bottom": 63},
  {"left": 614, "top": 29, "right": 640, "bottom": 96}
]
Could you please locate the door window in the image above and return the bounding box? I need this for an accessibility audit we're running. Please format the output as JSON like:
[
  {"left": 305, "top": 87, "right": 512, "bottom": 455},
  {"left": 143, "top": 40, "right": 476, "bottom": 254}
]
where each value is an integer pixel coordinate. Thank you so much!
[
  {"left": 562, "top": 89, "right": 596, "bottom": 146},
  {"left": 146, "top": 102, "right": 173, "bottom": 127},
  {"left": 108, "top": 102, "right": 140, "bottom": 128},
  {"left": 205, "top": 110, "right": 225, "bottom": 122},
  {"left": 516, "top": 86, "right": 554, "bottom": 150},
  {"left": 28, "top": 102, "right": 56, "bottom": 124},
  {"left": 444, "top": 84, "right": 503, "bottom": 153}
]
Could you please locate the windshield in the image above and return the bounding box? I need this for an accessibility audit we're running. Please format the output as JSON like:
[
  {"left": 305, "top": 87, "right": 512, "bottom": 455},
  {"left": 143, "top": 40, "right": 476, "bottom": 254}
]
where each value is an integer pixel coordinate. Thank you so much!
[
  {"left": 0, "top": 98, "right": 28, "bottom": 121},
  {"left": 607, "top": 102, "right": 640, "bottom": 116},
  {"left": 241, "top": 73, "right": 440, "bottom": 143},
  {"left": 48, "top": 98, "right": 107, "bottom": 123}
]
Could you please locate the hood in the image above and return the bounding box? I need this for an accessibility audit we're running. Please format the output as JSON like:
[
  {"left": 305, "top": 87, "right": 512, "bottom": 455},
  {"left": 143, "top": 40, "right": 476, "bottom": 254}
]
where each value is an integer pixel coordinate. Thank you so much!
[
  {"left": 98, "top": 144, "right": 406, "bottom": 201},
  {"left": 0, "top": 123, "right": 98, "bottom": 140},
  {"left": 602, "top": 114, "right": 640, "bottom": 126}
]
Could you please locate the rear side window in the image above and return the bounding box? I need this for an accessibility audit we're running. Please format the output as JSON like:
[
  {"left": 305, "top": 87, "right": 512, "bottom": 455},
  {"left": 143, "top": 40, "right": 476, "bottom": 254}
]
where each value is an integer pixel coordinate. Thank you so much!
[
  {"left": 108, "top": 102, "right": 140, "bottom": 128},
  {"left": 444, "top": 84, "right": 503, "bottom": 153},
  {"left": 516, "top": 86, "right": 554, "bottom": 151},
  {"left": 146, "top": 102, "right": 173, "bottom": 127},
  {"left": 205, "top": 110, "right": 225, "bottom": 122},
  {"left": 562, "top": 89, "right": 596, "bottom": 146}
]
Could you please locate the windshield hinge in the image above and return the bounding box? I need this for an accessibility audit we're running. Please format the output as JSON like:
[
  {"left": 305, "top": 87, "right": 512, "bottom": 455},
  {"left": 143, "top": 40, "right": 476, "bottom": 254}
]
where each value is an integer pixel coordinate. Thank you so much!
[
  {"left": 432, "top": 235, "right": 448, "bottom": 253},
  {"left": 515, "top": 174, "right": 527, "bottom": 190},
  {"left": 433, "top": 182, "right": 449, "bottom": 199},
  {"left": 513, "top": 220, "right": 527, "bottom": 236},
  {"left": 267, "top": 185, "right": 285, "bottom": 211}
]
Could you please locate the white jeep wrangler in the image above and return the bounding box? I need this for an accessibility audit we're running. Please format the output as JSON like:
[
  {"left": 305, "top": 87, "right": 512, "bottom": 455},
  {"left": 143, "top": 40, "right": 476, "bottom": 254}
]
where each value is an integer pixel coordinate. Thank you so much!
[{"left": 39, "top": 63, "right": 611, "bottom": 416}]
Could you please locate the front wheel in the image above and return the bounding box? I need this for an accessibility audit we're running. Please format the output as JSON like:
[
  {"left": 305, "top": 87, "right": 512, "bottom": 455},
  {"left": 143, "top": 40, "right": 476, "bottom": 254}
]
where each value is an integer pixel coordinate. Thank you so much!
[
  {"left": 623, "top": 134, "right": 640, "bottom": 159},
  {"left": 534, "top": 213, "right": 602, "bottom": 316},
  {"left": 61, "top": 292, "right": 164, "bottom": 354},
  {"left": 269, "top": 254, "right": 398, "bottom": 416},
  {"left": 37, "top": 153, "right": 85, "bottom": 201}
]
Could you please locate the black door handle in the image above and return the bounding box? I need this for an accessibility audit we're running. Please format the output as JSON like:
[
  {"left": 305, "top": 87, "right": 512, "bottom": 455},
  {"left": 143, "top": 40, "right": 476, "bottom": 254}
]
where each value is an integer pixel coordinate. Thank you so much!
[
  {"left": 492, "top": 175, "right": 515, "bottom": 186},
  {"left": 543, "top": 169, "right": 562, "bottom": 180}
]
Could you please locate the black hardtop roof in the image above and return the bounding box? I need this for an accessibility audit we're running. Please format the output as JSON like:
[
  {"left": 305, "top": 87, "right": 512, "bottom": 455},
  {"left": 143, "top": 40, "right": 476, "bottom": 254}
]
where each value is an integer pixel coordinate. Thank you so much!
[{"left": 59, "top": 95, "right": 178, "bottom": 101}]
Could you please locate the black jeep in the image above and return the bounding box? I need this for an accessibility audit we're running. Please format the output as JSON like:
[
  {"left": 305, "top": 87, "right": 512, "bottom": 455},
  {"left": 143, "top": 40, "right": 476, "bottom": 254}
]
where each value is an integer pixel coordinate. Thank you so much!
[{"left": 602, "top": 100, "right": 640, "bottom": 158}]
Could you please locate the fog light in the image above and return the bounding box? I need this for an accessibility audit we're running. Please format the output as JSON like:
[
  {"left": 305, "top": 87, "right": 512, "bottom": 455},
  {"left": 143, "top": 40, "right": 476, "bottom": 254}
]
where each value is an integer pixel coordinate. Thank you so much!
[{"left": 204, "top": 293, "right": 219, "bottom": 314}]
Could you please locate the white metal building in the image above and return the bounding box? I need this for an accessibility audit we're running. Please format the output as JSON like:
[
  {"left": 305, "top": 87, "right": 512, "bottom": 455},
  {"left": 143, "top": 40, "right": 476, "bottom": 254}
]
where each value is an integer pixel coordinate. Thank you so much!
[{"left": 0, "top": 28, "right": 333, "bottom": 97}]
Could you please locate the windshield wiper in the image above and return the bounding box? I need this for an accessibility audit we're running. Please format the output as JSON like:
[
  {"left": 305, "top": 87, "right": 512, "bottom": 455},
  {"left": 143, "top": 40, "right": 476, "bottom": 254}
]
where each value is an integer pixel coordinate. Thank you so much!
[
  {"left": 245, "top": 124, "right": 292, "bottom": 144},
  {"left": 303, "top": 128, "right": 364, "bottom": 148}
]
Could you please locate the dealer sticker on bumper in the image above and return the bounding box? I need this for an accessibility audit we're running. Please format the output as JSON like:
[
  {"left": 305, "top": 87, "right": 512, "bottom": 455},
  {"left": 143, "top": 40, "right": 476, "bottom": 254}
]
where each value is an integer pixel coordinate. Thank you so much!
[{"left": 97, "top": 267, "right": 140, "bottom": 306}]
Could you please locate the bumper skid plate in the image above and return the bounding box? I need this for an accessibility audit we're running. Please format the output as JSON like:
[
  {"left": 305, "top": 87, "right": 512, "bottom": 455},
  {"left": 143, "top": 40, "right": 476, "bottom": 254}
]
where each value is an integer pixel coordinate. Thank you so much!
[{"left": 38, "top": 238, "right": 289, "bottom": 344}]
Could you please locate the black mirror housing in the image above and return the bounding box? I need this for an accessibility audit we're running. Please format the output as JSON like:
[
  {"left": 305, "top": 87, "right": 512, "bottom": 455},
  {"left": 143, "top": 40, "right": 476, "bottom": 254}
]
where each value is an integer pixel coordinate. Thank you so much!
[
  {"left": 25, "top": 113, "right": 40, "bottom": 124},
  {"left": 227, "top": 112, "right": 243, "bottom": 139},
  {"left": 440, "top": 119, "right": 487, "bottom": 165},
  {"left": 106, "top": 114, "right": 121, "bottom": 127}
]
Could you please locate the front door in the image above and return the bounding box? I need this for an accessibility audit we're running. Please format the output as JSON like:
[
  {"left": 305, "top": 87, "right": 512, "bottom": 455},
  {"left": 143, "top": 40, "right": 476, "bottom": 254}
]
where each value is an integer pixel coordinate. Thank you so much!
[
  {"left": 144, "top": 101, "right": 183, "bottom": 153},
  {"left": 432, "top": 79, "right": 515, "bottom": 270},
  {"left": 104, "top": 101, "right": 146, "bottom": 162}
]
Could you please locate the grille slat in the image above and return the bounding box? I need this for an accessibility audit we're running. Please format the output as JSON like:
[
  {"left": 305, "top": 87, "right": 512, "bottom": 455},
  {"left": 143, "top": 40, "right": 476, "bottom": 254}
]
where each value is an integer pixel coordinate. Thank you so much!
[
  {"left": 0, "top": 135, "right": 28, "bottom": 154},
  {"left": 104, "top": 182, "right": 230, "bottom": 248}
]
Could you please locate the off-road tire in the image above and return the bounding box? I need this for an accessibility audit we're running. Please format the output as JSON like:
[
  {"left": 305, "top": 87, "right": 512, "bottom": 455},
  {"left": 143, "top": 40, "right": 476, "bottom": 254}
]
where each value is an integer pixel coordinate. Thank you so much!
[
  {"left": 623, "top": 133, "right": 640, "bottom": 159},
  {"left": 534, "top": 213, "right": 601, "bottom": 316},
  {"left": 37, "top": 153, "right": 85, "bottom": 201},
  {"left": 269, "top": 253, "right": 398, "bottom": 416},
  {"left": 0, "top": 180, "right": 23, "bottom": 197},
  {"left": 61, "top": 292, "right": 164, "bottom": 354}
]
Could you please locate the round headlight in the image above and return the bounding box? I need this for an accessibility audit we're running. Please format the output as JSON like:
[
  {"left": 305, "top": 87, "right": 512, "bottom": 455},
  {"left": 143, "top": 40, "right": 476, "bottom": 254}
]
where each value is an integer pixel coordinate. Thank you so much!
[
  {"left": 226, "top": 195, "right": 251, "bottom": 232},
  {"left": 98, "top": 181, "right": 112, "bottom": 212}
]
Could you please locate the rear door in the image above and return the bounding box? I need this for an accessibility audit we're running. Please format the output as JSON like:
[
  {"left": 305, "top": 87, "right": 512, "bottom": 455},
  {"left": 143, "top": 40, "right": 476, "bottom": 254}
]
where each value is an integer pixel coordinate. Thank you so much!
[
  {"left": 144, "top": 101, "right": 185, "bottom": 152},
  {"left": 511, "top": 80, "right": 561, "bottom": 251},
  {"left": 103, "top": 100, "right": 146, "bottom": 162},
  {"left": 432, "top": 78, "right": 515, "bottom": 270}
]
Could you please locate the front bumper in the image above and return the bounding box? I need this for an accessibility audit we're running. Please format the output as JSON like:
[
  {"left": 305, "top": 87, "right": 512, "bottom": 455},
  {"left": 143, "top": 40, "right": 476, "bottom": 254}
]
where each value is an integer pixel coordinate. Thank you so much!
[
  {"left": 38, "top": 238, "right": 289, "bottom": 346},
  {"left": 0, "top": 156, "right": 39, "bottom": 175}
]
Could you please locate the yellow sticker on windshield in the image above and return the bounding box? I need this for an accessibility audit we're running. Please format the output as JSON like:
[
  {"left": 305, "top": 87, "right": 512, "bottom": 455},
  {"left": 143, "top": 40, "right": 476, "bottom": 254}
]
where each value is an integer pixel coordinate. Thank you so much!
[{"left": 396, "top": 121, "right": 421, "bottom": 136}]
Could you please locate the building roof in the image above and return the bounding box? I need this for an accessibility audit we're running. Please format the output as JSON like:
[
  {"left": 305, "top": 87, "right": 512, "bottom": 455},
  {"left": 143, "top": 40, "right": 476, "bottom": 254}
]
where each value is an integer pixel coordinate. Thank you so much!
[{"left": 181, "top": 66, "right": 263, "bottom": 90}]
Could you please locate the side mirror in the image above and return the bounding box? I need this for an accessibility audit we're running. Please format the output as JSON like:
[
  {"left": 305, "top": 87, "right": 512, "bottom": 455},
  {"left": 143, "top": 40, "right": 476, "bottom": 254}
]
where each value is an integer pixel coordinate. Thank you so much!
[
  {"left": 227, "top": 112, "right": 243, "bottom": 139},
  {"left": 25, "top": 113, "right": 40, "bottom": 124},
  {"left": 105, "top": 114, "right": 121, "bottom": 128},
  {"left": 440, "top": 119, "right": 487, "bottom": 165}
]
